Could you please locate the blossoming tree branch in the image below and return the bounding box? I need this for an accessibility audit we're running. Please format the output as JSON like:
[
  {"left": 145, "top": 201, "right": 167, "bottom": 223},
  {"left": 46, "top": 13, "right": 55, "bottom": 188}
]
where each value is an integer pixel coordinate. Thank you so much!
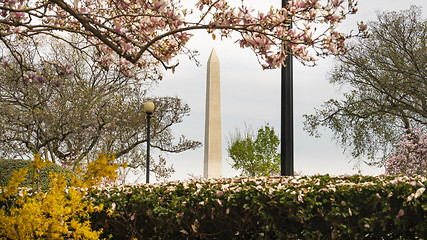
[{"left": 0, "top": 0, "right": 362, "bottom": 73}]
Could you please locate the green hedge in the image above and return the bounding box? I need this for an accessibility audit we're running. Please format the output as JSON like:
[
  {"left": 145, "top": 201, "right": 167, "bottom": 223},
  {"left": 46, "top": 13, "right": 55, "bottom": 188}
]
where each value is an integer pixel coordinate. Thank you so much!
[
  {"left": 0, "top": 159, "right": 75, "bottom": 189},
  {"left": 89, "top": 175, "right": 426, "bottom": 239}
]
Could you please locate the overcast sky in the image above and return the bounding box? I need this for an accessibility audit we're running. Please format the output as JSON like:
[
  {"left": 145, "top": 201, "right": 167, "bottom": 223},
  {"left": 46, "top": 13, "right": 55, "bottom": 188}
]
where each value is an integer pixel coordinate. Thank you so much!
[{"left": 147, "top": 0, "right": 426, "bottom": 182}]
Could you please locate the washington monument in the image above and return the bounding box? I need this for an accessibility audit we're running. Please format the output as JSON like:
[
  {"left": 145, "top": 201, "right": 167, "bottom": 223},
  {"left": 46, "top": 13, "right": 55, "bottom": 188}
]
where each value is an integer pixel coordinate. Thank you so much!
[{"left": 204, "top": 49, "right": 222, "bottom": 178}]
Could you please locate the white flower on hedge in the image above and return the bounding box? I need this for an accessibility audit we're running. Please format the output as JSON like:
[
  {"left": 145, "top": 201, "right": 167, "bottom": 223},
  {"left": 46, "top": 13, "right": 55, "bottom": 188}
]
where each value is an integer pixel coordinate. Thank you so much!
[
  {"left": 297, "top": 192, "right": 303, "bottom": 203},
  {"left": 192, "top": 219, "right": 199, "bottom": 232},
  {"left": 407, "top": 193, "right": 415, "bottom": 202},
  {"left": 407, "top": 187, "right": 425, "bottom": 202},
  {"left": 415, "top": 187, "right": 425, "bottom": 199},
  {"left": 111, "top": 202, "right": 116, "bottom": 211}
]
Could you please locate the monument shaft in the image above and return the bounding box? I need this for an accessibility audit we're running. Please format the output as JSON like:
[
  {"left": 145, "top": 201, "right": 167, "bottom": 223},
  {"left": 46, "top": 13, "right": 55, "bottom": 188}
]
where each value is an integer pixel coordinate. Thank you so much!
[{"left": 204, "top": 49, "right": 222, "bottom": 178}]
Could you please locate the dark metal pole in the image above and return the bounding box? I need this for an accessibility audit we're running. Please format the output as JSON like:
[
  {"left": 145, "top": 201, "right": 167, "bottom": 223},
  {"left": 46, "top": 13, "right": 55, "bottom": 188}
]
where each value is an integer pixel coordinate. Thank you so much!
[
  {"left": 146, "top": 113, "right": 152, "bottom": 183},
  {"left": 281, "top": 0, "right": 294, "bottom": 176}
]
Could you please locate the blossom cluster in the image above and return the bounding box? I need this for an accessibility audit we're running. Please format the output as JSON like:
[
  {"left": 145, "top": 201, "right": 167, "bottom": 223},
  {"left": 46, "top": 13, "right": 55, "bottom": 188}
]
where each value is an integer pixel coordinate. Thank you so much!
[
  {"left": 0, "top": 0, "right": 361, "bottom": 72},
  {"left": 386, "top": 128, "right": 427, "bottom": 175},
  {"left": 1, "top": 56, "right": 72, "bottom": 89}
]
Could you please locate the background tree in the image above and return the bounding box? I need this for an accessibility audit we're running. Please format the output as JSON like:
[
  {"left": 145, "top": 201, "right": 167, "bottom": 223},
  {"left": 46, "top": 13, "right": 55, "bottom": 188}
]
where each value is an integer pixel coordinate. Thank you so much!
[
  {"left": 226, "top": 124, "right": 280, "bottom": 177},
  {"left": 0, "top": 36, "right": 200, "bottom": 181},
  {"left": 0, "top": 0, "right": 362, "bottom": 73},
  {"left": 303, "top": 6, "right": 427, "bottom": 168}
]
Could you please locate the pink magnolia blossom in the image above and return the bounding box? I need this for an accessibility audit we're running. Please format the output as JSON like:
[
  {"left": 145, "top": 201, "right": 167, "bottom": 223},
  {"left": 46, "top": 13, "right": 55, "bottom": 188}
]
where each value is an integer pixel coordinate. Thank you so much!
[
  {"left": 331, "top": 0, "right": 344, "bottom": 8},
  {"left": 386, "top": 129, "right": 427, "bottom": 176},
  {"left": 216, "top": 190, "right": 224, "bottom": 197},
  {"left": 0, "top": 0, "right": 360, "bottom": 72},
  {"left": 396, "top": 209, "right": 404, "bottom": 218},
  {"left": 297, "top": 193, "right": 303, "bottom": 203}
]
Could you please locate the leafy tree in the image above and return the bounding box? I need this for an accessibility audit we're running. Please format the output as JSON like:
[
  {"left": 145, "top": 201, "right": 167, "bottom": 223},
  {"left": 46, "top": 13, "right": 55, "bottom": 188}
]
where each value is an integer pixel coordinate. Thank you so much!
[
  {"left": 0, "top": 36, "right": 200, "bottom": 181},
  {"left": 0, "top": 0, "right": 362, "bottom": 72},
  {"left": 303, "top": 7, "right": 427, "bottom": 167},
  {"left": 227, "top": 124, "right": 280, "bottom": 177},
  {"left": 386, "top": 128, "right": 427, "bottom": 175}
]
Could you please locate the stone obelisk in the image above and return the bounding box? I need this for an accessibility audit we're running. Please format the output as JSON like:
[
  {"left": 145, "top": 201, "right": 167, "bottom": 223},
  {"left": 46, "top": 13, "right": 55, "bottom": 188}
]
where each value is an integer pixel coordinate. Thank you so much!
[{"left": 204, "top": 49, "right": 222, "bottom": 178}]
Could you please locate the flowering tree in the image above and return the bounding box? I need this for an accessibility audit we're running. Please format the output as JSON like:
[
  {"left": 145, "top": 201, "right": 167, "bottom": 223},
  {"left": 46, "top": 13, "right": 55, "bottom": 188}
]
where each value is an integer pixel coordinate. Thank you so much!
[
  {"left": 386, "top": 129, "right": 427, "bottom": 175},
  {"left": 0, "top": 154, "right": 121, "bottom": 239},
  {"left": 0, "top": 0, "right": 362, "bottom": 72},
  {"left": 0, "top": 36, "right": 199, "bottom": 181},
  {"left": 303, "top": 7, "right": 426, "bottom": 168}
]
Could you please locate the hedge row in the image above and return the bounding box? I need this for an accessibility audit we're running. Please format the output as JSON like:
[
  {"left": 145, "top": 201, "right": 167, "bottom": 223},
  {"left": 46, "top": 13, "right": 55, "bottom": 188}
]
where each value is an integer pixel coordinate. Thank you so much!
[
  {"left": 89, "top": 175, "right": 426, "bottom": 239},
  {"left": 0, "top": 159, "right": 75, "bottom": 189}
]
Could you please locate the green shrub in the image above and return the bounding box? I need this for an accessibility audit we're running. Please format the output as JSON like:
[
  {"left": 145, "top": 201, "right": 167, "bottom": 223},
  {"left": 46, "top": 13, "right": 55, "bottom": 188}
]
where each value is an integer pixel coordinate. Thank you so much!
[
  {"left": 89, "top": 175, "right": 426, "bottom": 239},
  {"left": 0, "top": 159, "right": 75, "bottom": 189}
]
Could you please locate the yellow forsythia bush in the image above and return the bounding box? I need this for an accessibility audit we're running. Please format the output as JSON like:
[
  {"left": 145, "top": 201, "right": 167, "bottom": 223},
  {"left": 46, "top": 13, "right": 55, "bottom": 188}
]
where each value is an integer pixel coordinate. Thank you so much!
[{"left": 0, "top": 153, "right": 120, "bottom": 239}]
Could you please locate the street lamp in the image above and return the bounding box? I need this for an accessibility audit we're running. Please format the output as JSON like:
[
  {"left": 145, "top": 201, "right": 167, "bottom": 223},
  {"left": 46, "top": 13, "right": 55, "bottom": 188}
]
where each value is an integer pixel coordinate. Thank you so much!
[
  {"left": 281, "top": 0, "right": 294, "bottom": 176},
  {"left": 144, "top": 100, "right": 155, "bottom": 183}
]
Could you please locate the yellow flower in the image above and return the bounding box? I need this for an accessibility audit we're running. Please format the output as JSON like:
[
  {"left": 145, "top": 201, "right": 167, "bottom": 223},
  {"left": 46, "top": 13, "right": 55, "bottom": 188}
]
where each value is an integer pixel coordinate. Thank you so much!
[
  {"left": 0, "top": 168, "right": 28, "bottom": 201},
  {"left": 0, "top": 153, "right": 114, "bottom": 239}
]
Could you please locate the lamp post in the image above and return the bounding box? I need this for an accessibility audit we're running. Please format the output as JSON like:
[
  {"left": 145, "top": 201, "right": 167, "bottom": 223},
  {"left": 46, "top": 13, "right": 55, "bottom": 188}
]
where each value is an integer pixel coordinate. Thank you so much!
[
  {"left": 144, "top": 100, "right": 155, "bottom": 183},
  {"left": 281, "top": 0, "right": 294, "bottom": 176}
]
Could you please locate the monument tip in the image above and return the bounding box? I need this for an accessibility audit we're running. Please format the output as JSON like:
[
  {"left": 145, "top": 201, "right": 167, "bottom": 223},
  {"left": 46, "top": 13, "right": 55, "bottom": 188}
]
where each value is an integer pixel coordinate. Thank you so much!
[{"left": 208, "top": 48, "right": 219, "bottom": 63}]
